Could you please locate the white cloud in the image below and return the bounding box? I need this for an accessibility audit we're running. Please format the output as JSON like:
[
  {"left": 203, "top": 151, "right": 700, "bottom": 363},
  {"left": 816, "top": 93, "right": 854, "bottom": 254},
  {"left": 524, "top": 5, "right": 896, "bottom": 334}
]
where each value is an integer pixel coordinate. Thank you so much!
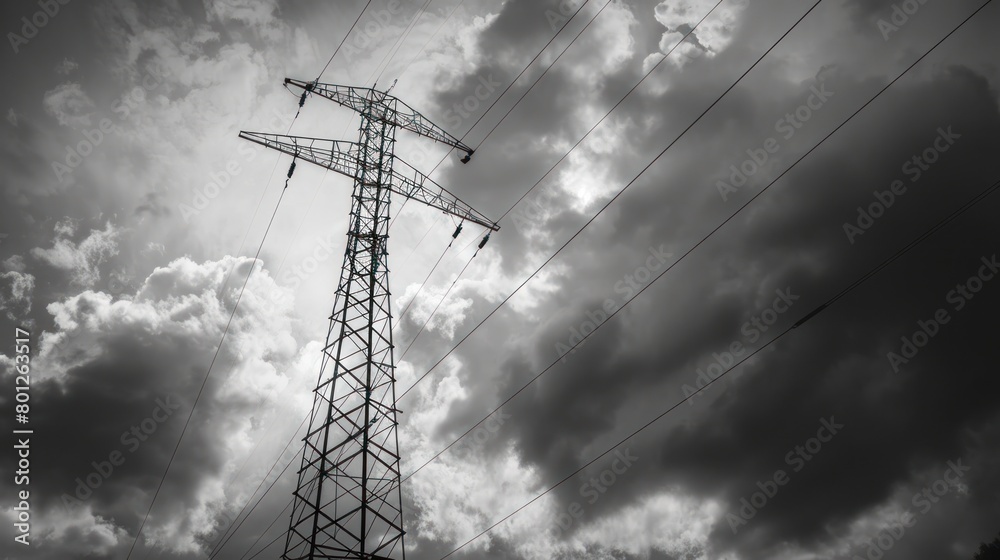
[
  {"left": 54, "top": 57, "right": 80, "bottom": 75},
  {"left": 572, "top": 492, "right": 719, "bottom": 558},
  {"left": 22, "top": 255, "right": 312, "bottom": 555},
  {"left": 31, "top": 220, "right": 121, "bottom": 287},
  {"left": 400, "top": 279, "right": 476, "bottom": 339},
  {"left": 203, "top": 0, "right": 284, "bottom": 41},
  {"left": 1, "top": 504, "right": 128, "bottom": 556},
  {"left": 0, "top": 266, "right": 35, "bottom": 321},
  {"left": 652, "top": 0, "right": 746, "bottom": 69},
  {"left": 53, "top": 218, "right": 76, "bottom": 237},
  {"left": 141, "top": 241, "right": 166, "bottom": 256},
  {"left": 3, "top": 254, "right": 27, "bottom": 273},
  {"left": 42, "top": 82, "right": 95, "bottom": 127},
  {"left": 587, "top": 0, "right": 638, "bottom": 76}
]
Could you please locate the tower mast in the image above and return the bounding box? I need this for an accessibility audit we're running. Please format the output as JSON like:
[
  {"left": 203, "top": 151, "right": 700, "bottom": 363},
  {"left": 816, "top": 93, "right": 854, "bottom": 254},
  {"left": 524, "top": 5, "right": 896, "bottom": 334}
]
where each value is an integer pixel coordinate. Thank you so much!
[{"left": 240, "top": 80, "right": 498, "bottom": 560}]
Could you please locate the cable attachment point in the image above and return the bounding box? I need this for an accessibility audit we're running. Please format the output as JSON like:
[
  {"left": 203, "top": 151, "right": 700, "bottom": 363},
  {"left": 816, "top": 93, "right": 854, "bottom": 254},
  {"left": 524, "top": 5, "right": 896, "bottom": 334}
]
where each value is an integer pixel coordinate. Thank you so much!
[
  {"left": 461, "top": 150, "right": 474, "bottom": 164},
  {"left": 298, "top": 80, "right": 316, "bottom": 109},
  {"left": 290, "top": 79, "right": 317, "bottom": 118}
]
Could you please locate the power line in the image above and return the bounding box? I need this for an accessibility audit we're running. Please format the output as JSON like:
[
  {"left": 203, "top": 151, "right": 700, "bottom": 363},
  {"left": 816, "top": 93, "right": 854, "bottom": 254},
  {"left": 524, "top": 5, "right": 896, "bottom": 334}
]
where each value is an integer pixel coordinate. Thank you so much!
[
  {"left": 397, "top": 0, "right": 990, "bottom": 484},
  {"left": 398, "top": 0, "right": 825, "bottom": 400}
]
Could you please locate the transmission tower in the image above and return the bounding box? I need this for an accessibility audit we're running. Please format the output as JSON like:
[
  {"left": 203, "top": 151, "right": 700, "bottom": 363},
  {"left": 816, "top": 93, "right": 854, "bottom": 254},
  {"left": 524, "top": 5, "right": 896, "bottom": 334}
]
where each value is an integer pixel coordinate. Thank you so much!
[{"left": 240, "top": 79, "right": 499, "bottom": 560}]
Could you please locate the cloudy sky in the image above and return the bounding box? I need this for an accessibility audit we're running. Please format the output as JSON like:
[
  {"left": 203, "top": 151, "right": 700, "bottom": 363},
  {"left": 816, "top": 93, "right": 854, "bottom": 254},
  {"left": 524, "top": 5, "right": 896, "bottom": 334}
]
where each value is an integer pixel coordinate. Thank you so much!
[{"left": 2, "top": 0, "right": 1000, "bottom": 559}]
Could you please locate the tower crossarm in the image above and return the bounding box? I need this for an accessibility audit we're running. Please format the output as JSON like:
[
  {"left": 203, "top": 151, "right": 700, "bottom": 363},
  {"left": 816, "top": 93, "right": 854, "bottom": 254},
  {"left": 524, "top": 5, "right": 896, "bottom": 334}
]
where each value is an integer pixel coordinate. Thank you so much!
[
  {"left": 238, "top": 131, "right": 499, "bottom": 232},
  {"left": 285, "top": 78, "right": 476, "bottom": 158},
  {"left": 238, "top": 131, "right": 361, "bottom": 181},
  {"left": 390, "top": 156, "right": 499, "bottom": 231}
]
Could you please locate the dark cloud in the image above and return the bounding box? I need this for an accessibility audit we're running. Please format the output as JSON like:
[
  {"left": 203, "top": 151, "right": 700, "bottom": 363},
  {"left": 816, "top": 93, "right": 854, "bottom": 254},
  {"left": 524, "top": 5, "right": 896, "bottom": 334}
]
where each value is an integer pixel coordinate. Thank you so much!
[{"left": 0, "top": 257, "right": 304, "bottom": 559}]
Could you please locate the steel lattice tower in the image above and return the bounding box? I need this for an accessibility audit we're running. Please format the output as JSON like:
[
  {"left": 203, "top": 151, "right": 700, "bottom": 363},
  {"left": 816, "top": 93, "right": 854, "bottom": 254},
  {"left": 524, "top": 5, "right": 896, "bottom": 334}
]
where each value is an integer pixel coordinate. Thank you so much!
[{"left": 240, "top": 79, "right": 498, "bottom": 560}]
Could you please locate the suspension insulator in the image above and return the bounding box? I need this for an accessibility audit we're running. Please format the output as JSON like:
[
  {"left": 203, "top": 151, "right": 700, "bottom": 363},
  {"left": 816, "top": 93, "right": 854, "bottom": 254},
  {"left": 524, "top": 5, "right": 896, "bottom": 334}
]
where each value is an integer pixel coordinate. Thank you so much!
[
  {"left": 298, "top": 80, "right": 316, "bottom": 108},
  {"left": 478, "top": 233, "right": 490, "bottom": 249},
  {"left": 452, "top": 223, "right": 463, "bottom": 239},
  {"left": 287, "top": 159, "right": 297, "bottom": 178}
]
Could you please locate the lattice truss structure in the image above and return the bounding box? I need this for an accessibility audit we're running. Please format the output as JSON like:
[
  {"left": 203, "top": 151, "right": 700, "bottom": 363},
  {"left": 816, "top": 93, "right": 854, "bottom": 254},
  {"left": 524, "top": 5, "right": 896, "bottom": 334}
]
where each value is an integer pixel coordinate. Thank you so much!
[{"left": 240, "top": 80, "right": 498, "bottom": 560}]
